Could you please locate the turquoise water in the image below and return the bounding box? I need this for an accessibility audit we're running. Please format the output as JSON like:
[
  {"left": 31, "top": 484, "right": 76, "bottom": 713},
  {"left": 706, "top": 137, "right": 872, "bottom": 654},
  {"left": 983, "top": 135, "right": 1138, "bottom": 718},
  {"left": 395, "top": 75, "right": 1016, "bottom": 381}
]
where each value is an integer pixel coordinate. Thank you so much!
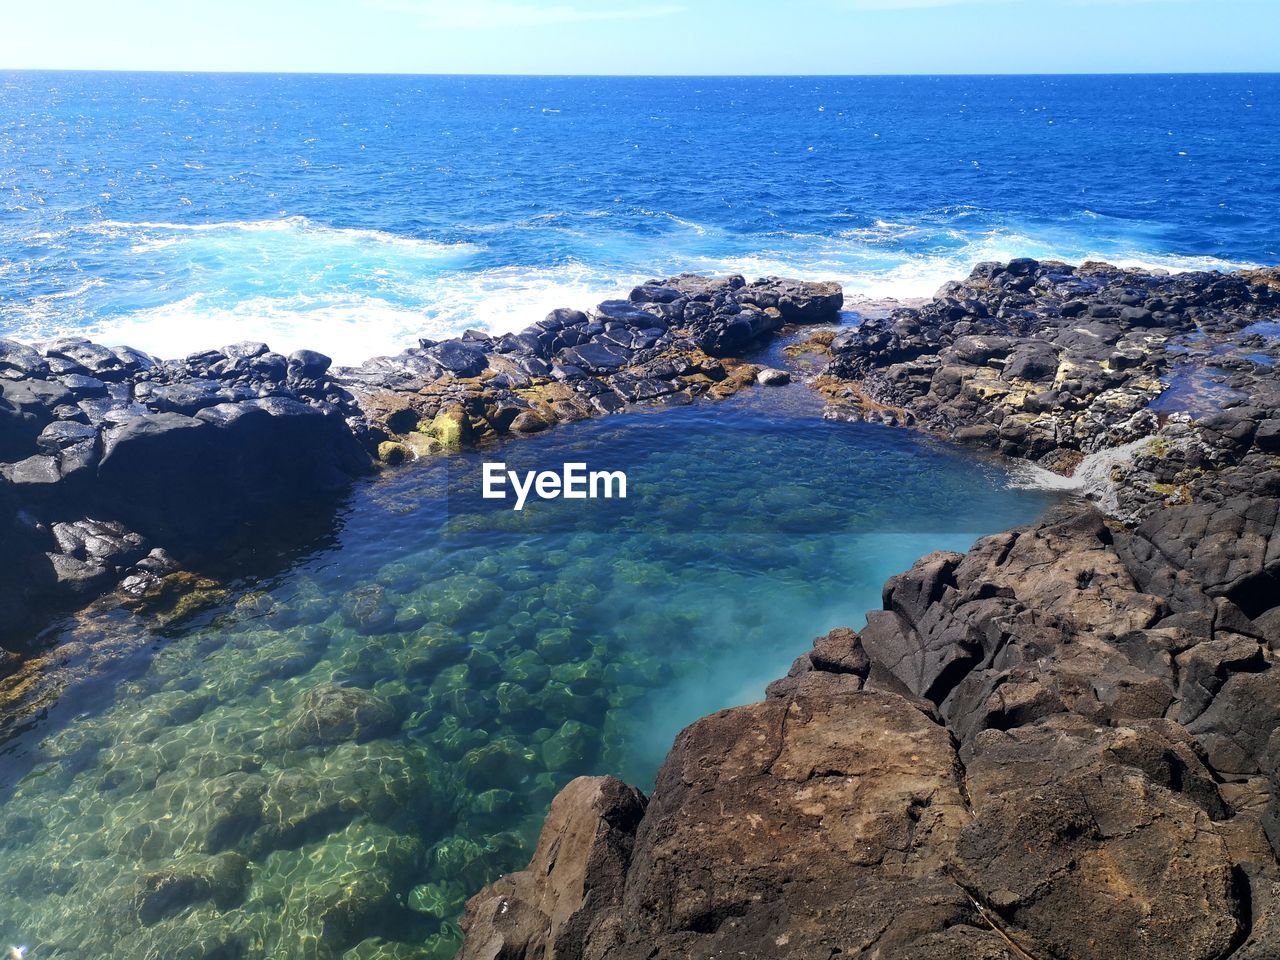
[
  {"left": 3, "top": 73, "right": 1277, "bottom": 362},
  {"left": 0, "top": 390, "right": 1057, "bottom": 960}
]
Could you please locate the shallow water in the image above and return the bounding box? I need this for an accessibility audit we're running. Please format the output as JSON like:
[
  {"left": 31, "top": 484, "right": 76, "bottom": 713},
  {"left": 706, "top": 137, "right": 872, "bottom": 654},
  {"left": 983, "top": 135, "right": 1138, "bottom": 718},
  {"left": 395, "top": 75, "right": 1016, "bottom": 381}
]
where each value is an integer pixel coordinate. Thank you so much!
[{"left": 0, "top": 392, "right": 1058, "bottom": 959}]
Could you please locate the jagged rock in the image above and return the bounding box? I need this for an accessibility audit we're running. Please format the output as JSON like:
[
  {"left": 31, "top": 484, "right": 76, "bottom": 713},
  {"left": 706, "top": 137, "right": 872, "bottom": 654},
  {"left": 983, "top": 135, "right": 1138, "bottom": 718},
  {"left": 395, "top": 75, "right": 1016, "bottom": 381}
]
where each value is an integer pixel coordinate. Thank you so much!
[
  {"left": 458, "top": 776, "right": 646, "bottom": 960},
  {"left": 459, "top": 261, "right": 1280, "bottom": 957}
]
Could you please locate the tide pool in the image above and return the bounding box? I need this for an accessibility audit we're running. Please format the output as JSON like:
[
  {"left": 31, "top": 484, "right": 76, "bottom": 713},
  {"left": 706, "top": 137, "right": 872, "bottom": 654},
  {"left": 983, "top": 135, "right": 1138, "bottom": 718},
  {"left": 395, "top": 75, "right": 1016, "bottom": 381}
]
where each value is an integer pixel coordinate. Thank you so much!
[{"left": 0, "top": 390, "right": 1059, "bottom": 959}]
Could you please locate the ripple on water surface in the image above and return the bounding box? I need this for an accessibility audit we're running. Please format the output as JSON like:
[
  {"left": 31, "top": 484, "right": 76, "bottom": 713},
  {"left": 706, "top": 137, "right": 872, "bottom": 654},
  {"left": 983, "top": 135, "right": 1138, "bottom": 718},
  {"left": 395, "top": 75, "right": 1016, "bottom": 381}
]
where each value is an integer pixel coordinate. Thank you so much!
[{"left": 0, "top": 395, "right": 1059, "bottom": 959}]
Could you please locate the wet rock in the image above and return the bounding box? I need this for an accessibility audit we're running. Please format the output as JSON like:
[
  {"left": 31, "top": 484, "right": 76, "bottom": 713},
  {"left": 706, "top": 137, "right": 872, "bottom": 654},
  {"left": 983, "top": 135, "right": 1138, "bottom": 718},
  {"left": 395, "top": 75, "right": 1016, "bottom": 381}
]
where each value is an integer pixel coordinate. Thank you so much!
[
  {"left": 509, "top": 410, "right": 549, "bottom": 433},
  {"left": 289, "top": 348, "right": 333, "bottom": 381},
  {"left": 133, "top": 852, "right": 250, "bottom": 924},
  {"left": 0, "top": 337, "right": 51, "bottom": 379},
  {"left": 756, "top": 367, "right": 791, "bottom": 386},
  {"left": 283, "top": 685, "right": 402, "bottom": 748},
  {"left": 429, "top": 403, "right": 471, "bottom": 450},
  {"left": 458, "top": 776, "right": 646, "bottom": 960},
  {"left": 424, "top": 341, "right": 488, "bottom": 377},
  {"left": 44, "top": 337, "right": 128, "bottom": 380},
  {"left": 560, "top": 341, "right": 629, "bottom": 373}
]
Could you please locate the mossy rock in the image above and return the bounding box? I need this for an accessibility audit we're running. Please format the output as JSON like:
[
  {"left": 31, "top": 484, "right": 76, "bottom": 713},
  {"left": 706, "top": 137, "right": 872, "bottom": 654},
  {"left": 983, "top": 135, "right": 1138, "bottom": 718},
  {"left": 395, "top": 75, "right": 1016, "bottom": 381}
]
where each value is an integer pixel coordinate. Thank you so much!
[
  {"left": 426, "top": 574, "right": 504, "bottom": 627},
  {"left": 427, "top": 716, "right": 488, "bottom": 759},
  {"left": 377, "top": 440, "right": 411, "bottom": 465},
  {"left": 539, "top": 681, "right": 608, "bottom": 726},
  {"left": 504, "top": 649, "right": 550, "bottom": 689},
  {"left": 495, "top": 680, "right": 538, "bottom": 720},
  {"left": 549, "top": 658, "right": 604, "bottom": 695},
  {"left": 535, "top": 627, "right": 592, "bottom": 661},
  {"left": 426, "top": 404, "right": 471, "bottom": 450},
  {"left": 401, "top": 432, "right": 441, "bottom": 458},
  {"left": 407, "top": 881, "right": 467, "bottom": 920}
]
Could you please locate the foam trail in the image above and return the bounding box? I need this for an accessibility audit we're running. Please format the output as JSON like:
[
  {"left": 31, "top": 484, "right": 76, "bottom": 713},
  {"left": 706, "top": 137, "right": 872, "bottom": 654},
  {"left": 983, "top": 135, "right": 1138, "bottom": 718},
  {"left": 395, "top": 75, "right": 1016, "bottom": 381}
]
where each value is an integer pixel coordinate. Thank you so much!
[
  {"left": 1009, "top": 438, "right": 1153, "bottom": 517},
  {"left": 5, "top": 212, "right": 1264, "bottom": 364}
]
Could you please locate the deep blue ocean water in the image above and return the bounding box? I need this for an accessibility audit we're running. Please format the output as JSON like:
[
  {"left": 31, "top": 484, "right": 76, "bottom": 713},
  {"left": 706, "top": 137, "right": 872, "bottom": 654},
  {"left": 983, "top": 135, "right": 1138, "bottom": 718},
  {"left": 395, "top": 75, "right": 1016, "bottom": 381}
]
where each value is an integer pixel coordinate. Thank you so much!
[{"left": 2, "top": 72, "right": 1277, "bottom": 362}]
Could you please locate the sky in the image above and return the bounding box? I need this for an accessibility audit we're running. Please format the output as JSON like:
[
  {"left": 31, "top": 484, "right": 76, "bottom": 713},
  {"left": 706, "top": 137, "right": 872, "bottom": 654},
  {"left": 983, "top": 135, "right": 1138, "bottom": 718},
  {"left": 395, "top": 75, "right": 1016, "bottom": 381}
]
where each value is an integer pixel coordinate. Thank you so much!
[{"left": 2, "top": 0, "right": 1278, "bottom": 75}]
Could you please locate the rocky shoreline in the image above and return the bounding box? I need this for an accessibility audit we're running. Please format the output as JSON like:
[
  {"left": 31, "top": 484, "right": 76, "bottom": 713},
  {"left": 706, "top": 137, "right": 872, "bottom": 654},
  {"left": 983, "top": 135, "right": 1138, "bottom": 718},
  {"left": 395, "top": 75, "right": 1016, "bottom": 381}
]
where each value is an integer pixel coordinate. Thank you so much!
[
  {"left": 0, "top": 274, "right": 840, "bottom": 664},
  {"left": 457, "top": 260, "right": 1280, "bottom": 960},
  {"left": 5, "top": 259, "right": 1280, "bottom": 960}
]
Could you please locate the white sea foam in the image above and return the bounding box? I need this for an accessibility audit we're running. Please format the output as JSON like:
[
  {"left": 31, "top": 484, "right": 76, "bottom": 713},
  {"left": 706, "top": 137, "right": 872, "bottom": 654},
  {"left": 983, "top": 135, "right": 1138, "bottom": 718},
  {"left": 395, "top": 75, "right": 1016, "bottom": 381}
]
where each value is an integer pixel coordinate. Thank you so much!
[
  {"left": 7, "top": 212, "right": 1263, "bottom": 366},
  {"left": 81, "top": 265, "right": 640, "bottom": 364},
  {"left": 96, "top": 216, "right": 477, "bottom": 254},
  {"left": 1007, "top": 438, "right": 1153, "bottom": 517},
  {"left": 83, "top": 295, "right": 448, "bottom": 367}
]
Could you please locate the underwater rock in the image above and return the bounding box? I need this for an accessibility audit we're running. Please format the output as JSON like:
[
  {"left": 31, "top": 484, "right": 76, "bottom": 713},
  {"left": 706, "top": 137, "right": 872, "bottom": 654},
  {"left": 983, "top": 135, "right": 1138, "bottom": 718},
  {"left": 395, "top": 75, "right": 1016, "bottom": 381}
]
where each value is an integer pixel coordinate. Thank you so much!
[
  {"left": 459, "top": 737, "right": 541, "bottom": 791},
  {"left": 341, "top": 583, "right": 399, "bottom": 635},
  {"left": 133, "top": 852, "right": 250, "bottom": 925},
  {"left": 192, "top": 771, "right": 269, "bottom": 854},
  {"left": 540, "top": 720, "right": 595, "bottom": 774},
  {"left": 266, "top": 821, "right": 425, "bottom": 958},
  {"left": 282, "top": 684, "right": 403, "bottom": 748},
  {"left": 342, "top": 938, "right": 436, "bottom": 960}
]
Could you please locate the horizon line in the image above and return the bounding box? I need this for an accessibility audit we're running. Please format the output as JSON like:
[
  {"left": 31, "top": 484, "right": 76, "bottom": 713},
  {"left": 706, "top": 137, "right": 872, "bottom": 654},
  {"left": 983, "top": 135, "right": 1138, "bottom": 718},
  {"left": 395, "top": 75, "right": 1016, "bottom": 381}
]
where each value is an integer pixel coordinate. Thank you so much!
[{"left": 2, "top": 68, "right": 1279, "bottom": 78}]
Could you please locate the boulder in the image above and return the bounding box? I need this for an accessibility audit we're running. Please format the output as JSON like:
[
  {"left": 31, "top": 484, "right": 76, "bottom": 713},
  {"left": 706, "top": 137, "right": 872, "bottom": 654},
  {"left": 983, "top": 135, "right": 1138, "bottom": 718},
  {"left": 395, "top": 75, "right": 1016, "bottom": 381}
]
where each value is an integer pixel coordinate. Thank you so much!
[
  {"left": 282, "top": 685, "right": 402, "bottom": 748},
  {"left": 458, "top": 776, "right": 646, "bottom": 960}
]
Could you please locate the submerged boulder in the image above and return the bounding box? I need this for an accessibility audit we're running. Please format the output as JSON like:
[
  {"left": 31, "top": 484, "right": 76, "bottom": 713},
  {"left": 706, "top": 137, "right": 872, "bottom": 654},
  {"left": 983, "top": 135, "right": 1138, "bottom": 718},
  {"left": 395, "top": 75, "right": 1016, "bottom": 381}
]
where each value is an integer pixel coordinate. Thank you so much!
[{"left": 283, "top": 685, "right": 403, "bottom": 748}]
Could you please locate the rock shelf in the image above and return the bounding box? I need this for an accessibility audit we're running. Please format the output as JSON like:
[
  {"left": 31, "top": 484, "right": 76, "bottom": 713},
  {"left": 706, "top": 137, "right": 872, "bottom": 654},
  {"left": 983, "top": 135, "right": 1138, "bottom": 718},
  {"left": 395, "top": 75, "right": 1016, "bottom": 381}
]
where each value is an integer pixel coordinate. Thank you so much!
[{"left": 458, "top": 261, "right": 1280, "bottom": 960}]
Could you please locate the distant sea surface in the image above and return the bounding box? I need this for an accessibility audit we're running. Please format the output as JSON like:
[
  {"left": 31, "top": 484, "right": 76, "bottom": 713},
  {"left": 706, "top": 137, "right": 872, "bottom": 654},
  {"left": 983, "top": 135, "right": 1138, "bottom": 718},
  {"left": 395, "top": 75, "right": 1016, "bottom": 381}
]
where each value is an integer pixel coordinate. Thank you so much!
[{"left": 1, "top": 72, "right": 1277, "bottom": 363}]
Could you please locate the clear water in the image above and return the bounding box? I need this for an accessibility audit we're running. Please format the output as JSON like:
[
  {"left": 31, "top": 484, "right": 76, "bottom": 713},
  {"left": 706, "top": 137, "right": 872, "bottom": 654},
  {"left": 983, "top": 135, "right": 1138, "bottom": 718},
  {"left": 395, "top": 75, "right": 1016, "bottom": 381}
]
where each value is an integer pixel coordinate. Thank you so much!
[
  {"left": 0, "top": 391, "right": 1058, "bottom": 959},
  {"left": 2, "top": 72, "right": 1277, "bottom": 362}
]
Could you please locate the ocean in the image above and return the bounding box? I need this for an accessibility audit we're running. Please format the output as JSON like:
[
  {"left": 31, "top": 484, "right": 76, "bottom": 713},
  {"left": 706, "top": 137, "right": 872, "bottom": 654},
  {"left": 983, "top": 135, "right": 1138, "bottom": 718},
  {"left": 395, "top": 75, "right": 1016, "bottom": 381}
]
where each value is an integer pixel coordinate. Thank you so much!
[{"left": 2, "top": 72, "right": 1277, "bottom": 362}]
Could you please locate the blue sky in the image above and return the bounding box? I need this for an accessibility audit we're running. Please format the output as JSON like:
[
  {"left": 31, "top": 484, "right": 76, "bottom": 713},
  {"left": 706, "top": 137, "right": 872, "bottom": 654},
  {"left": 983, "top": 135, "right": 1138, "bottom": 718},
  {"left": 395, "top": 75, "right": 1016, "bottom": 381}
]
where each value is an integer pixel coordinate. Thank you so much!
[{"left": 3, "top": 0, "right": 1278, "bottom": 74}]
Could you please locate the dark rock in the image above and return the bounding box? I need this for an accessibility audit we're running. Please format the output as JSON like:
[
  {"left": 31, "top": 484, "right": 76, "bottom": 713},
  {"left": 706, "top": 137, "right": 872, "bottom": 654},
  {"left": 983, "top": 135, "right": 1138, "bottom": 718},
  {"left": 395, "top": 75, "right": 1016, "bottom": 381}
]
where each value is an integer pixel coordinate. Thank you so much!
[
  {"left": 146, "top": 379, "right": 229, "bottom": 415},
  {"left": 7, "top": 454, "right": 62, "bottom": 485},
  {"left": 288, "top": 349, "right": 332, "bottom": 381},
  {"left": 58, "top": 373, "right": 109, "bottom": 398},
  {"left": 1003, "top": 340, "right": 1060, "bottom": 381},
  {"left": 222, "top": 341, "right": 269, "bottom": 360},
  {"left": 43, "top": 337, "right": 127, "bottom": 380},
  {"left": 0, "top": 338, "right": 50, "bottom": 378},
  {"left": 560, "top": 341, "right": 630, "bottom": 374},
  {"left": 424, "top": 341, "right": 488, "bottom": 377}
]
